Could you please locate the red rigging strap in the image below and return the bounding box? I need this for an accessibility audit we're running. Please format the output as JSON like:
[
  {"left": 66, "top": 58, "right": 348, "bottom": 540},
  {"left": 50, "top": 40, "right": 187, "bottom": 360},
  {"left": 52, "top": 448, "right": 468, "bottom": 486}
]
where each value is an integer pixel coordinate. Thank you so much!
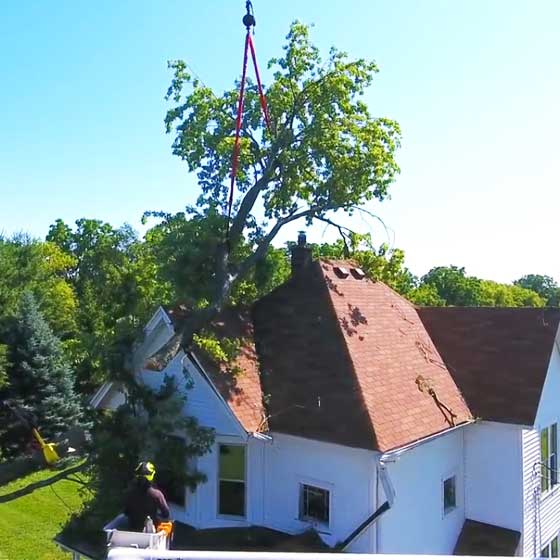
[
  {"left": 248, "top": 34, "right": 272, "bottom": 133},
  {"left": 227, "top": 31, "right": 251, "bottom": 233},
  {"left": 226, "top": 7, "right": 273, "bottom": 240}
]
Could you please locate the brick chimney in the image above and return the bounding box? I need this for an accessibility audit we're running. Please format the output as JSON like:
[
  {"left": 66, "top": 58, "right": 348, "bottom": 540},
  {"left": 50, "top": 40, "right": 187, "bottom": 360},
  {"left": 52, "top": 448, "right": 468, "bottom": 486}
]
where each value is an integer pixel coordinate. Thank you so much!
[{"left": 291, "top": 231, "right": 313, "bottom": 276}]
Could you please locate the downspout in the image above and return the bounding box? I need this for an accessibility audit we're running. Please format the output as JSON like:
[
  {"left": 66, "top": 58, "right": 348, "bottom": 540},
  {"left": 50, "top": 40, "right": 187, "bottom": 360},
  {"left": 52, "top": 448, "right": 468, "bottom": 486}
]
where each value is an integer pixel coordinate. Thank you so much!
[
  {"left": 339, "top": 420, "right": 475, "bottom": 552},
  {"left": 337, "top": 455, "right": 395, "bottom": 551}
]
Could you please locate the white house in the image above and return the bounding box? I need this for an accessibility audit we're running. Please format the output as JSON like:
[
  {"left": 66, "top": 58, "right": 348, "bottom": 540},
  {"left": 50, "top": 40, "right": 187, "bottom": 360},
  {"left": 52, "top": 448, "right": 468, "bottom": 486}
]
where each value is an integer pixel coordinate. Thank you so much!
[{"left": 92, "top": 239, "right": 560, "bottom": 556}]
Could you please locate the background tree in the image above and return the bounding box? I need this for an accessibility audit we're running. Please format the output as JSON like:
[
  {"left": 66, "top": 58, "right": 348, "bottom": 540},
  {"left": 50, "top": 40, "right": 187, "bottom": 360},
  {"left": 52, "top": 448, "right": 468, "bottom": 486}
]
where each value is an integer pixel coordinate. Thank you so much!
[
  {"left": 0, "top": 293, "right": 86, "bottom": 459},
  {"left": 47, "top": 218, "right": 173, "bottom": 391},
  {"left": 0, "top": 234, "right": 78, "bottom": 338},
  {"left": 415, "top": 265, "right": 545, "bottom": 307},
  {"left": 514, "top": 274, "right": 560, "bottom": 306},
  {"left": 312, "top": 234, "right": 415, "bottom": 295},
  {"left": 158, "top": 21, "right": 401, "bottom": 357}
]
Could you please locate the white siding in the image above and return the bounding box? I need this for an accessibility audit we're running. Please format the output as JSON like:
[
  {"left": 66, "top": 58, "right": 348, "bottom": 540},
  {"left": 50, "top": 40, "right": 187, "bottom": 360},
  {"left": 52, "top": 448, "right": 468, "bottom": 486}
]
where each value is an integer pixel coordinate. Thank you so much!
[
  {"left": 261, "top": 433, "right": 376, "bottom": 551},
  {"left": 378, "top": 429, "right": 465, "bottom": 554},
  {"left": 464, "top": 421, "right": 522, "bottom": 530},
  {"left": 138, "top": 354, "right": 245, "bottom": 438},
  {"left": 523, "top": 337, "right": 560, "bottom": 556},
  {"left": 132, "top": 315, "right": 175, "bottom": 370},
  {"left": 99, "top": 387, "right": 126, "bottom": 409},
  {"left": 138, "top": 354, "right": 250, "bottom": 527}
]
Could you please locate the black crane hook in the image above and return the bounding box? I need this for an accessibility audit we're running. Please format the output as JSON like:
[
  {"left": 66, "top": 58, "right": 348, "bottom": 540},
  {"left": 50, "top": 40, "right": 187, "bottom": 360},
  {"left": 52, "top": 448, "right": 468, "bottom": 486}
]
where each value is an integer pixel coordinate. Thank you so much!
[{"left": 242, "top": 0, "right": 256, "bottom": 30}]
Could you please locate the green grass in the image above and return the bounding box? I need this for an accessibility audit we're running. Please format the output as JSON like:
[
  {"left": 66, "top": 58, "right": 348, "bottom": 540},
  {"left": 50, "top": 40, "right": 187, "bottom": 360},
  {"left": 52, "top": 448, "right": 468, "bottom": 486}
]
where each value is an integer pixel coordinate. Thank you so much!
[{"left": 0, "top": 464, "right": 88, "bottom": 560}]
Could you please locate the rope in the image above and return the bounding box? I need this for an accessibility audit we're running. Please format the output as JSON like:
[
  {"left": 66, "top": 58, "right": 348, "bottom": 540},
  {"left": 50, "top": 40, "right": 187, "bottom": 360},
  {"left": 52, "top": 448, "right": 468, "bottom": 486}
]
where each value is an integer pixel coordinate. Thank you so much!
[{"left": 225, "top": 0, "right": 273, "bottom": 243}]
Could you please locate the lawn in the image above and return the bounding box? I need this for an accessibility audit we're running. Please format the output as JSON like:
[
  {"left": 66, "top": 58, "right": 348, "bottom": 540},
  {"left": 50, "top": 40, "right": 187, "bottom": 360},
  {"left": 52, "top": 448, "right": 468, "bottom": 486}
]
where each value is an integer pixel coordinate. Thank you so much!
[{"left": 0, "top": 463, "right": 88, "bottom": 560}]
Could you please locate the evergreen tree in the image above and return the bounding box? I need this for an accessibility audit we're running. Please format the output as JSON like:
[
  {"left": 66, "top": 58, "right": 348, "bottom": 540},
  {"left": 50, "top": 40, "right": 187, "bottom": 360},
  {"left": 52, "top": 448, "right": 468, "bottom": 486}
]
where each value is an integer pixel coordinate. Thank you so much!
[{"left": 1, "top": 292, "right": 85, "bottom": 457}]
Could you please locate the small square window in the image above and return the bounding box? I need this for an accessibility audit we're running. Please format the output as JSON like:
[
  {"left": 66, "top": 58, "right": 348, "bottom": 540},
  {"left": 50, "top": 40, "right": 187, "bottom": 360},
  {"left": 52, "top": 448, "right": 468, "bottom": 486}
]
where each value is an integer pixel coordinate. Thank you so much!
[
  {"left": 443, "top": 476, "right": 456, "bottom": 514},
  {"left": 299, "top": 484, "right": 330, "bottom": 526}
]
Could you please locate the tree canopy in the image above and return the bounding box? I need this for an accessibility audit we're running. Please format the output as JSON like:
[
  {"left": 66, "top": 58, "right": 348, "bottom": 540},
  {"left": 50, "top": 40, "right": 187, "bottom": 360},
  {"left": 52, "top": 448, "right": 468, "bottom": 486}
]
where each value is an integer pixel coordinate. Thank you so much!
[{"left": 160, "top": 21, "right": 401, "bottom": 351}]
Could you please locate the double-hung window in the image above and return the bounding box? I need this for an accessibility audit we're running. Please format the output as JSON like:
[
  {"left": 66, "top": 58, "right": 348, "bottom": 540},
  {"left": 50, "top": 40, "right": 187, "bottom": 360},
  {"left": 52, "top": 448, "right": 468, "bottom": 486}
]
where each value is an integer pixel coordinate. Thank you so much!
[
  {"left": 541, "top": 423, "right": 558, "bottom": 493},
  {"left": 157, "top": 435, "right": 187, "bottom": 506},
  {"left": 218, "top": 444, "right": 246, "bottom": 517}
]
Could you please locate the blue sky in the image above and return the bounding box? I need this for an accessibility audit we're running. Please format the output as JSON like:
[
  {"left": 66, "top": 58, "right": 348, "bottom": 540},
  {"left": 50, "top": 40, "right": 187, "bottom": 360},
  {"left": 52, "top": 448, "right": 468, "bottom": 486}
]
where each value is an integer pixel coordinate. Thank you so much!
[{"left": 1, "top": 1, "right": 558, "bottom": 282}]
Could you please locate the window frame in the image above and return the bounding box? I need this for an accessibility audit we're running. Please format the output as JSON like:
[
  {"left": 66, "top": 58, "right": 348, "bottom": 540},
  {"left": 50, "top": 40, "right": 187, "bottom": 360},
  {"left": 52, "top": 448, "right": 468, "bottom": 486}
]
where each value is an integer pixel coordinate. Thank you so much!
[
  {"left": 217, "top": 443, "right": 247, "bottom": 519},
  {"left": 442, "top": 474, "right": 457, "bottom": 516},
  {"left": 298, "top": 482, "right": 331, "bottom": 529},
  {"left": 541, "top": 423, "right": 558, "bottom": 494},
  {"left": 157, "top": 435, "right": 187, "bottom": 508}
]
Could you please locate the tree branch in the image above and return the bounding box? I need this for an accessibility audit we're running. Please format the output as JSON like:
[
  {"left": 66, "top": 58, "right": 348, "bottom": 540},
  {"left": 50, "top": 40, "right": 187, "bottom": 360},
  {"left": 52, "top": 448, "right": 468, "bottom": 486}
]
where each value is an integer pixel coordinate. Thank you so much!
[
  {"left": 234, "top": 203, "right": 336, "bottom": 282},
  {"left": 227, "top": 133, "right": 289, "bottom": 246}
]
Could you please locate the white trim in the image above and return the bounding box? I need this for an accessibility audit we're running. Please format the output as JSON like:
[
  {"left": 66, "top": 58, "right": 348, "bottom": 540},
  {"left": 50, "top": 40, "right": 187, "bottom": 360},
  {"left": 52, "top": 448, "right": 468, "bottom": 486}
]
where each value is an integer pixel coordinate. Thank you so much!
[
  {"left": 186, "top": 352, "right": 248, "bottom": 439},
  {"left": 217, "top": 442, "right": 248, "bottom": 520},
  {"left": 297, "top": 477, "right": 333, "bottom": 533},
  {"left": 381, "top": 420, "right": 475, "bottom": 459},
  {"left": 90, "top": 381, "right": 113, "bottom": 409},
  {"left": 144, "top": 306, "right": 172, "bottom": 334},
  {"left": 441, "top": 471, "right": 458, "bottom": 518}
]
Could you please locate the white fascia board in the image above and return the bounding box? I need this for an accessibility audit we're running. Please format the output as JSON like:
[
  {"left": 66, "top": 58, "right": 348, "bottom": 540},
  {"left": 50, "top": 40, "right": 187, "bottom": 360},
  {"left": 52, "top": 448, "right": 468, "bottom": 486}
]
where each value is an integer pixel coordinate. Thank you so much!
[
  {"left": 90, "top": 381, "right": 113, "bottom": 408},
  {"left": 144, "top": 305, "right": 173, "bottom": 334},
  {"left": 185, "top": 351, "right": 248, "bottom": 440}
]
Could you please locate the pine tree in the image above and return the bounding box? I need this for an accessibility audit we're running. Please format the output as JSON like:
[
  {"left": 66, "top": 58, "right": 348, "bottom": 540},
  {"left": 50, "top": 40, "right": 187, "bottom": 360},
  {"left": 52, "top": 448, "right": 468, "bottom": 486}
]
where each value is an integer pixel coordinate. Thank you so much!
[{"left": 2, "top": 292, "right": 85, "bottom": 456}]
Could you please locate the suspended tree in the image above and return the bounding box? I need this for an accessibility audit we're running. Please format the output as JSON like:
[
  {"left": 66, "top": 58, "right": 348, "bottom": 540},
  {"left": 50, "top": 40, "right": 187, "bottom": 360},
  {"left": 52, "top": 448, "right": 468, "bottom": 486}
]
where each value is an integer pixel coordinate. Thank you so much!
[{"left": 153, "top": 21, "right": 401, "bottom": 364}]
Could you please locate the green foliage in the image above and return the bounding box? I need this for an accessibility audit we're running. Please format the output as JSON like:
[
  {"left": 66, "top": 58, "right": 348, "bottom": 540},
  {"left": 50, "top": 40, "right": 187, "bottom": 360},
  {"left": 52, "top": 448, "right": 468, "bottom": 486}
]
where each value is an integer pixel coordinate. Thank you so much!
[
  {"left": 0, "top": 293, "right": 86, "bottom": 459},
  {"left": 313, "top": 234, "right": 416, "bottom": 294},
  {"left": 143, "top": 207, "right": 290, "bottom": 307},
  {"left": 88, "top": 373, "right": 214, "bottom": 524},
  {"left": 165, "top": 21, "right": 400, "bottom": 269},
  {"left": 47, "top": 218, "right": 173, "bottom": 391},
  {"left": 407, "top": 283, "right": 446, "bottom": 306},
  {"left": 418, "top": 266, "right": 545, "bottom": 307},
  {"left": 419, "top": 266, "right": 483, "bottom": 306},
  {"left": 479, "top": 280, "right": 545, "bottom": 307},
  {"left": 0, "top": 235, "right": 78, "bottom": 337},
  {"left": 514, "top": 274, "right": 560, "bottom": 306},
  {"left": 0, "top": 344, "right": 9, "bottom": 390},
  {"left": 193, "top": 331, "right": 241, "bottom": 366}
]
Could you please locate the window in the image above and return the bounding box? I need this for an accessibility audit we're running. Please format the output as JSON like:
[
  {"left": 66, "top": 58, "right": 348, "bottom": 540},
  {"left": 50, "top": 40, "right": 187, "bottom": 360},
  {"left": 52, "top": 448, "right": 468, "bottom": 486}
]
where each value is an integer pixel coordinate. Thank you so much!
[
  {"left": 157, "top": 436, "right": 187, "bottom": 506},
  {"left": 541, "top": 535, "right": 559, "bottom": 557},
  {"left": 541, "top": 423, "right": 558, "bottom": 493},
  {"left": 443, "top": 475, "right": 456, "bottom": 514},
  {"left": 218, "top": 444, "right": 246, "bottom": 517},
  {"left": 299, "top": 484, "right": 330, "bottom": 526}
]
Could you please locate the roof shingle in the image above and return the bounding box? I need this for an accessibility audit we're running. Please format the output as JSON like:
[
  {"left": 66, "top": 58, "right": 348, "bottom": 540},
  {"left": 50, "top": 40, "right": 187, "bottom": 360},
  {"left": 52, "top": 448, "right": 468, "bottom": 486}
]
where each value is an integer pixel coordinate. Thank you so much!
[
  {"left": 253, "top": 259, "right": 472, "bottom": 451},
  {"left": 418, "top": 307, "right": 560, "bottom": 425}
]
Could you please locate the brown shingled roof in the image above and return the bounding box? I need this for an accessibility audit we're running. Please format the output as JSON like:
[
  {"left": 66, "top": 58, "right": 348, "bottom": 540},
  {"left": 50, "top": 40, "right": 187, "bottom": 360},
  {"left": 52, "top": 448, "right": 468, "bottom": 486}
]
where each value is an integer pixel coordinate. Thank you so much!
[
  {"left": 418, "top": 307, "right": 560, "bottom": 425},
  {"left": 168, "top": 305, "right": 265, "bottom": 433},
  {"left": 253, "top": 259, "right": 472, "bottom": 451},
  {"left": 454, "top": 519, "right": 520, "bottom": 556}
]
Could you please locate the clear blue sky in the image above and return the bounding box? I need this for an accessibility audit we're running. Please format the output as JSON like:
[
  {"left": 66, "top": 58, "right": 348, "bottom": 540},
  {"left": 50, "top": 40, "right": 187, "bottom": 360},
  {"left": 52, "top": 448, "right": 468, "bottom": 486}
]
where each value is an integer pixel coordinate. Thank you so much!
[{"left": 1, "top": 1, "right": 558, "bottom": 282}]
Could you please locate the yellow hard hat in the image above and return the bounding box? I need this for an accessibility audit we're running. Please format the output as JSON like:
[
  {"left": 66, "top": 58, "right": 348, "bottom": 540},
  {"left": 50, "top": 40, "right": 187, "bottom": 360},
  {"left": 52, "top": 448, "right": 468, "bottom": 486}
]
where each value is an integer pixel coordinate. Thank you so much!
[{"left": 135, "top": 461, "right": 156, "bottom": 482}]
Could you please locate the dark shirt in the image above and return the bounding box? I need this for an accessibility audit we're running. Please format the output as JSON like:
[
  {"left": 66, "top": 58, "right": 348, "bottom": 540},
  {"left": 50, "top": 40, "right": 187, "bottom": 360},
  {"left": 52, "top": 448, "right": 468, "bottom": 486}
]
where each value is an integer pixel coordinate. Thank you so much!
[{"left": 124, "top": 479, "right": 170, "bottom": 531}]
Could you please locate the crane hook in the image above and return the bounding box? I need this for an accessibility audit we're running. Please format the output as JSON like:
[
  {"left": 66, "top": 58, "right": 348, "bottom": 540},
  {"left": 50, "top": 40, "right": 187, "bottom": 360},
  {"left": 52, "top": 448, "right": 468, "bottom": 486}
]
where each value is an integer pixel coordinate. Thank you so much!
[{"left": 242, "top": 0, "right": 256, "bottom": 30}]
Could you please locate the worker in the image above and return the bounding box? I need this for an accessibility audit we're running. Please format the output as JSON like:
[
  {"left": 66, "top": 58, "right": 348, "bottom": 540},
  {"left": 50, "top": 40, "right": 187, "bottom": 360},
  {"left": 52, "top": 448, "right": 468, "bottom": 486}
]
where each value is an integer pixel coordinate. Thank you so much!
[{"left": 124, "top": 461, "right": 170, "bottom": 532}]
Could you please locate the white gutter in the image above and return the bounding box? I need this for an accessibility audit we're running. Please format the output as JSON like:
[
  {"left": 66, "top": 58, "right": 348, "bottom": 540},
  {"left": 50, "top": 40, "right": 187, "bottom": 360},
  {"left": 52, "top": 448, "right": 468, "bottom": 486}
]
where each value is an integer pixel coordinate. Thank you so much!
[{"left": 380, "top": 419, "right": 476, "bottom": 461}]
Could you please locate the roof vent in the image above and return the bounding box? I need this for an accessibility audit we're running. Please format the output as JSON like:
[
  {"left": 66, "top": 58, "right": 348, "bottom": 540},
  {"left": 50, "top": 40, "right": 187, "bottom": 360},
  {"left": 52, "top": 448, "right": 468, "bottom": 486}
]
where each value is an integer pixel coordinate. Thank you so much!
[
  {"left": 333, "top": 266, "right": 349, "bottom": 278},
  {"left": 351, "top": 267, "right": 365, "bottom": 279}
]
